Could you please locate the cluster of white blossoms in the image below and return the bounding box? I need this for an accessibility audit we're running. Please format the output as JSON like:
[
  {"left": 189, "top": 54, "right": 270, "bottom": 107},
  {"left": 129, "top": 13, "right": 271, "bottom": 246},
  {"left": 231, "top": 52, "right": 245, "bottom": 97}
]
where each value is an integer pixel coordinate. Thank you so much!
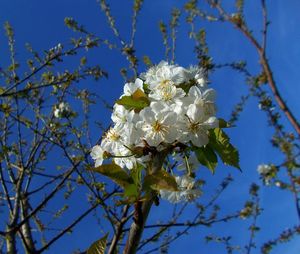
[
  {"left": 257, "top": 164, "right": 272, "bottom": 175},
  {"left": 54, "top": 102, "right": 71, "bottom": 118},
  {"left": 91, "top": 61, "right": 218, "bottom": 203},
  {"left": 257, "top": 164, "right": 277, "bottom": 186},
  {"left": 160, "top": 175, "right": 202, "bottom": 203}
]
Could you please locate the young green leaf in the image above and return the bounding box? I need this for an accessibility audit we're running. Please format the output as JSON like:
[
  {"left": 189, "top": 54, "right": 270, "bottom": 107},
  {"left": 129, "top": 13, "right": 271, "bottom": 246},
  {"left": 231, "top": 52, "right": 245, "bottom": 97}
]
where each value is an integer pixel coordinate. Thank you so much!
[
  {"left": 124, "top": 183, "right": 139, "bottom": 198},
  {"left": 87, "top": 233, "right": 108, "bottom": 254},
  {"left": 194, "top": 146, "right": 218, "bottom": 173},
  {"left": 209, "top": 128, "right": 241, "bottom": 170},
  {"left": 91, "top": 163, "right": 133, "bottom": 188},
  {"left": 143, "top": 170, "right": 178, "bottom": 191},
  {"left": 116, "top": 89, "right": 150, "bottom": 111},
  {"left": 130, "top": 163, "right": 143, "bottom": 186},
  {"left": 132, "top": 88, "right": 147, "bottom": 101}
]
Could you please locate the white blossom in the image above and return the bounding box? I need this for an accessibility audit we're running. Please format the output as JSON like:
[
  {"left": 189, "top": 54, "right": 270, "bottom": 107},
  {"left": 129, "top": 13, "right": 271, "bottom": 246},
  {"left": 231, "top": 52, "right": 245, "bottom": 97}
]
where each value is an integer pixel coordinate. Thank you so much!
[
  {"left": 144, "top": 61, "right": 188, "bottom": 90},
  {"left": 149, "top": 82, "right": 185, "bottom": 102},
  {"left": 160, "top": 175, "right": 201, "bottom": 203},
  {"left": 90, "top": 145, "right": 105, "bottom": 167},
  {"left": 257, "top": 164, "right": 272, "bottom": 175},
  {"left": 101, "top": 125, "right": 125, "bottom": 153},
  {"left": 186, "top": 86, "right": 216, "bottom": 117},
  {"left": 90, "top": 61, "right": 219, "bottom": 203},
  {"left": 111, "top": 104, "right": 134, "bottom": 125},
  {"left": 123, "top": 78, "right": 144, "bottom": 96},
  {"left": 113, "top": 147, "right": 136, "bottom": 170},
  {"left": 187, "top": 66, "right": 207, "bottom": 87},
  {"left": 178, "top": 103, "right": 218, "bottom": 147},
  {"left": 136, "top": 105, "right": 178, "bottom": 147},
  {"left": 54, "top": 102, "right": 71, "bottom": 118}
]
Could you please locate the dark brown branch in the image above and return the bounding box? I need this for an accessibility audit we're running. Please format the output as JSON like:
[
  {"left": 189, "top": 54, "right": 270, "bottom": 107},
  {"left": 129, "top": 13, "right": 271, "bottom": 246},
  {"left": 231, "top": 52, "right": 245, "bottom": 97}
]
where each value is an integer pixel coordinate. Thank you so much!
[
  {"left": 261, "top": 0, "right": 268, "bottom": 55},
  {"left": 211, "top": 0, "right": 300, "bottom": 135}
]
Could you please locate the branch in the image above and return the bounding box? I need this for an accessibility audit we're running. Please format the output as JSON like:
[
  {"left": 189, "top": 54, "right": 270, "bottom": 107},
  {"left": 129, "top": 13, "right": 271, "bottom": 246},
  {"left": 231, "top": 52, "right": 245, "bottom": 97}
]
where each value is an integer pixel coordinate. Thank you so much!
[
  {"left": 261, "top": 0, "right": 268, "bottom": 56},
  {"left": 0, "top": 40, "right": 99, "bottom": 97},
  {"left": 142, "top": 213, "right": 240, "bottom": 254},
  {"left": 207, "top": 0, "right": 300, "bottom": 135},
  {"left": 123, "top": 151, "right": 168, "bottom": 254},
  {"left": 287, "top": 169, "right": 300, "bottom": 222},
  {"left": 108, "top": 205, "right": 131, "bottom": 254},
  {"left": 36, "top": 202, "right": 99, "bottom": 253},
  {"left": 7, "top": 163, "right": 78, "bottom": 234}
]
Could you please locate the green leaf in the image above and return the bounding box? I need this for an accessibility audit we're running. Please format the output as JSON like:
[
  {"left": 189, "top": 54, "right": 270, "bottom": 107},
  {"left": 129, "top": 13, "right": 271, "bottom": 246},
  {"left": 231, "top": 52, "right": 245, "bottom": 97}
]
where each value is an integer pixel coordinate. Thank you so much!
[
  {"left": 132, "top": 88, "right": 147, "bottom": 101},
  {"left": 124, "top": 183, "right": 139, "bottom": 198},
  {"left": 194, "top": 146, "right": 218, "bottom": 174},
  {"left": 91, "top": 164, "right": 133, "bottom": 188},
  {"left": 130, "top": 163, "right": 143, "bottom": 186},
  {"left": 209, "top": 128, "right": 241, "bottom": 170},
  {"left": 116, "top": 89, "right": 150, "bottom": 111},
  {"left": 87, "top": 233, "right": 108, "bottom": 254},
  {"left": 144, "top": 170, "right": 178, "bottom": 191}
]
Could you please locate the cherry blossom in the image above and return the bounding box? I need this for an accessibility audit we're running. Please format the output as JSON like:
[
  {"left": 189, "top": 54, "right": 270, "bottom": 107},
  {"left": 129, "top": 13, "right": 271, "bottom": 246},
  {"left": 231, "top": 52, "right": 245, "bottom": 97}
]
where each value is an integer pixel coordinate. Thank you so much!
[{"left": 91, "top": 61, "right": 219, "bottom": 203}]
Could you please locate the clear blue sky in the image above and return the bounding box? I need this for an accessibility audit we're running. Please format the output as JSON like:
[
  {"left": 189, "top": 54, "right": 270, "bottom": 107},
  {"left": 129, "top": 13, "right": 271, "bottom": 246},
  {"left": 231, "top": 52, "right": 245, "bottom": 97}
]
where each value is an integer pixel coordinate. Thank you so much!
[{"left": 0, "top": 0, "right": 299, "bottom": 253}]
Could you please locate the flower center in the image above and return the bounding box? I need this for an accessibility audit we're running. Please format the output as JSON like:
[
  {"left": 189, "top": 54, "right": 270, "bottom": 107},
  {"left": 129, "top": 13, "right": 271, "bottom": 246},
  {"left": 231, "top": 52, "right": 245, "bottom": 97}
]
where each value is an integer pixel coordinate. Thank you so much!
[
  {"left": 158, "top": 80, "right": 176, "bottom": 101},
  {"left": 152, "top": 120, "right": 167, "bottom": 133},
  {"left": 106, "top": 129, "right": 120, "bottom": 141},
  {"left": 188, "top": 122, "right": 200, "bottom": 133}
]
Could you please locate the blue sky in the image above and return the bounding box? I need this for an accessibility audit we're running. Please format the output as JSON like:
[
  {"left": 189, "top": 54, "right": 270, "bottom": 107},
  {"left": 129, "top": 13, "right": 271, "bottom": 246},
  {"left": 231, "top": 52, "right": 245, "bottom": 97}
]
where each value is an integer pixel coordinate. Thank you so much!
[{"left": 0, "top": 0, "right": 299, "bottom": 253}]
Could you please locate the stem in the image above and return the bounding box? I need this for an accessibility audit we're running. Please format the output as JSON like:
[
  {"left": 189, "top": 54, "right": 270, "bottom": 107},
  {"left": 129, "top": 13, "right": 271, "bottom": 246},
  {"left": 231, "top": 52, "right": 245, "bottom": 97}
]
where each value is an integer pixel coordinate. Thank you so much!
[
  {"left": 108, "top": 205, "right": 130, "bottom": 254},
  {"left": 287, "top": 170, "right": 300, "bottom": 222},
  {"left": 6, "top": 227, "right": 16, "bottom": 254},
  {"left": 123, "top": 151, "right": 167, "bottom": 254}
]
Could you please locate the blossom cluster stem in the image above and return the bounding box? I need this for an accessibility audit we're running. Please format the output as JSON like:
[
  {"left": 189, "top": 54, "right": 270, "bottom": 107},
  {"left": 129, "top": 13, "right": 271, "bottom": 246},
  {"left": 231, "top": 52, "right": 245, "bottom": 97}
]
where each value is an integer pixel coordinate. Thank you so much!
[{"left": 123, "top": 151, "right": 167, "bottom": 254}]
